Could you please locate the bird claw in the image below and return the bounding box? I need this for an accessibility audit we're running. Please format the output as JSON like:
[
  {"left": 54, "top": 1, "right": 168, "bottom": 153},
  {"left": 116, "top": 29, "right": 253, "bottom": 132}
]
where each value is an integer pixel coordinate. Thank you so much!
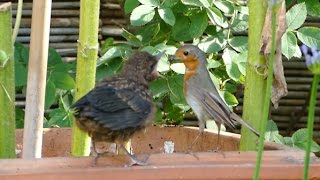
[
  {"left": 212, "top": 146, "right": 226, "bottom": 158},
  {"left": 125, "top": 154, "right": 149, "bottom": 167},
  {"left": 185, "top": 149, "right": 199, "bottom": 160}
]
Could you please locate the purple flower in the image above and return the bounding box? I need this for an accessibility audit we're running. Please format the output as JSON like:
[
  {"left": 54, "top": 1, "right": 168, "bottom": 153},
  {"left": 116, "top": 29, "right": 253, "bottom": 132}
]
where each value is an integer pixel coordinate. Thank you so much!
[{"left": 301, "top": 45, "right": 320, "bottom": 74}]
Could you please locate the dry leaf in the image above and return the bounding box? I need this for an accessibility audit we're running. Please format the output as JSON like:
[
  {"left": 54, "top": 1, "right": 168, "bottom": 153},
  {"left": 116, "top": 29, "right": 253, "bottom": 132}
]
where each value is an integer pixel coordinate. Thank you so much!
[{"left": 260, "top": 1, "right": 288, "bottom": 108}]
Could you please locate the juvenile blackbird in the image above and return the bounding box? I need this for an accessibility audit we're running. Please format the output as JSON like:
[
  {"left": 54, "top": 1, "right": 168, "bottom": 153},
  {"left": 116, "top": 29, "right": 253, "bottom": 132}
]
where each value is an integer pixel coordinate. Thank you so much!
[
  {"left": 71, "top": 51, "right": 162, "bottom": 165},
  {"left": 175, "top": 45, "right": 260, "bottom": 150}
]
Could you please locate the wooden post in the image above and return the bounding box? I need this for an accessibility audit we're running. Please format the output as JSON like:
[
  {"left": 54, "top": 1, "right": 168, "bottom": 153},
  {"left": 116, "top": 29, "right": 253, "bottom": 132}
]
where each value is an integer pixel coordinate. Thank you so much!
[
  {"left": 0, "top": 2, "right": 16, "bottom": 159},
  {"left": 22, "top": 0, "right": 52, "bottom": 159}
]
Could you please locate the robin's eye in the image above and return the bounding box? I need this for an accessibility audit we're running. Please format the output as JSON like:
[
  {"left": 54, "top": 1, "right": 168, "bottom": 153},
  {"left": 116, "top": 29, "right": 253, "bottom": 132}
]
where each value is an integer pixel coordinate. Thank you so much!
[{"left": 183, "top": 51, "right": 189, "bottom": 56}]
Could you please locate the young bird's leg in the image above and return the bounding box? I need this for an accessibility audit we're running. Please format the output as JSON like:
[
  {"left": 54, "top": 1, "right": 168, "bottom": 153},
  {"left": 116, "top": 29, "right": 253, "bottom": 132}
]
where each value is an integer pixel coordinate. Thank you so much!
[{"left": 92, "top": 141, "right": 115, "bottom": 165}]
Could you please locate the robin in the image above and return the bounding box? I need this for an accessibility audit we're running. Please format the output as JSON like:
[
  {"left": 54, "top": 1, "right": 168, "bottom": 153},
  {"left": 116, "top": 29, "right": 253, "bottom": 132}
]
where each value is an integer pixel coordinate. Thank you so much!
[
  {"left": 175, "top": 45, "right": 260, "bottom": 150},
  {"left": 71, "top": 51, "right": 162, "bottom": 165}
]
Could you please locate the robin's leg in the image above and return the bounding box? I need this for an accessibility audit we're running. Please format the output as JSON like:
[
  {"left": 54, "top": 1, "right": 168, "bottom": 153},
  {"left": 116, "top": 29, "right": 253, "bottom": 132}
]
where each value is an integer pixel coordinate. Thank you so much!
[
  {"left": 213, "top": 124, "right": 225, "bottom": 158},
  {"left": 185, "top": 131, "right": 203, "bottom": 160},
  {"left": 119, "top": 144, "right": 149, "bottom": 166}
]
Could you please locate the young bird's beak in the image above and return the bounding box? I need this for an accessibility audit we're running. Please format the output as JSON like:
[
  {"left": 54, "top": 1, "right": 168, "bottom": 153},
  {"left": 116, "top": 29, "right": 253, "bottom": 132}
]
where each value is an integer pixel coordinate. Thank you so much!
[{"left": 155, "top": 51, "right": 166, "bottom": 61}]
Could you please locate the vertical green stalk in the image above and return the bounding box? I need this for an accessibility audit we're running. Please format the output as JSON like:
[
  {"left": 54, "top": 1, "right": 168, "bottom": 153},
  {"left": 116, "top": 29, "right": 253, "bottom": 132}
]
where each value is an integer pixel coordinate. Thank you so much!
[
  {"left": 0, "top": 2, "right": 16, "bottom": 159},
  {"left": 240, "top": 0, "right": 267, "bottom": 150},
  {"left": 253, "top": 4, "right": 278, "bottom": 180},
  {"left": 12, "top": 0, "right": 23, "bottom": 43},
  {"left": 71, "top": 0, "right": 100, "bottom": 156},
  {"left": 303, "top": 74, "right": 319, "bottom": 180}
]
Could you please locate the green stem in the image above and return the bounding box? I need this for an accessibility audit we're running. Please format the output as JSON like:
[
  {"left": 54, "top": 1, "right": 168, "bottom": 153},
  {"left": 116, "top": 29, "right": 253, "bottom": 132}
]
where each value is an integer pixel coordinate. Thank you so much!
[
  {"left": 0, "top": 2, "right": 16, "bottom": 159},
  {"left": 12, "top": 0, "right": 23, "bottom": 43},
  {"left": 303, "top": 74, "right": 319, "bottom": 180},
  {"left": 240, "top": 0, "right": 267, "bottom": 150},
  {"left": 71, "top": 0, "right": 100, "bottom": 156},
  {"left": 253, "top": 5, "right": 278, "bottom": 180}
]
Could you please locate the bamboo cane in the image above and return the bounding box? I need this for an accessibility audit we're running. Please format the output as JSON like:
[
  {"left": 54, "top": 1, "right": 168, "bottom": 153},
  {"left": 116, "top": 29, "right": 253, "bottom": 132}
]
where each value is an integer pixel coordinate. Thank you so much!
[{"left": 22, "top": 0, "right": 52, "bottom": 159}]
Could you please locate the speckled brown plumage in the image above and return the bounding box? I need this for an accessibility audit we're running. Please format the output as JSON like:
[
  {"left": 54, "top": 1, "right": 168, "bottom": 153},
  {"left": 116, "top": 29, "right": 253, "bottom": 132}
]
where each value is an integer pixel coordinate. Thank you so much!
[{"left": 71, "top": 51, "right": 161, "bottom": 165}]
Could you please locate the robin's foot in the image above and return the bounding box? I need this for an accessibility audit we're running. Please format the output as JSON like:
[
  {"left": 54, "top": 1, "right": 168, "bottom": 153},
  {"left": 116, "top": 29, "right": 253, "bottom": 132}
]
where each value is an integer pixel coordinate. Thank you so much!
[
  {"left": 212, "top": 146, "right": 226, "bottom": 158},
  {"left": 185, "top": 145, "right": 199, "bottom": 160},
  {"left": 126, "top": 154, "right": 149, "bottom": 167},
  {"left": 120, "top": 145, "right": 149, "bottom": 166}
]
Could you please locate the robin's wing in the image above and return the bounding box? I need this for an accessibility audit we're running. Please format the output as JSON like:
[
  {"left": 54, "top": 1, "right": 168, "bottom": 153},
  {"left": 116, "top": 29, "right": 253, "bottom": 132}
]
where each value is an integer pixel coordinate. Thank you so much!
[
  {"left": 71, "top": 84, "right": 152, "bottom": 130},
  {"left": 197, "top": 88, "right": 260, "bottom": 136},
  {"left": 194, "top": 88, "right": 236, "bottom": 129}
]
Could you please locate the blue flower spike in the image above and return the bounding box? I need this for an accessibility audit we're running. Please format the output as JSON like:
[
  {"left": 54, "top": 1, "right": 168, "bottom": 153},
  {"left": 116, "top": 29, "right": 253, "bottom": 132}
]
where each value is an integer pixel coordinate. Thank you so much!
[{"left": 301, "top": 45, "right": 320, "bottom": 74}]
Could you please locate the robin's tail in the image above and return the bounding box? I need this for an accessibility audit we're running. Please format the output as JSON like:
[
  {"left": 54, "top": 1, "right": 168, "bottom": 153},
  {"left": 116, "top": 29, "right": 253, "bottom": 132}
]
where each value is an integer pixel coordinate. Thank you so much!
[{"left": 230, "top": 113, "right": 260, "bottom": 137}]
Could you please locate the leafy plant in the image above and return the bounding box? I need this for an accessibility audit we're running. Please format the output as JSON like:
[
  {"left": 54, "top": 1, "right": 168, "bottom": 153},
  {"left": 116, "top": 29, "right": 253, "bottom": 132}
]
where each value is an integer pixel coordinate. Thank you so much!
[
  {"left": 14, "top": 42, "right": 76, "bottom": 128},
  {"left": 265, "top": 120, "right": 320, "bottom": 152}
]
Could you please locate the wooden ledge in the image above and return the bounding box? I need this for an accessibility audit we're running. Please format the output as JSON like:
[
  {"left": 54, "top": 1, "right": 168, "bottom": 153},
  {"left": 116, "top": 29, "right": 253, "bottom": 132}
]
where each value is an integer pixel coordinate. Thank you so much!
[{"left": 1, "top": 150, "right": 319, "bottom": 179}]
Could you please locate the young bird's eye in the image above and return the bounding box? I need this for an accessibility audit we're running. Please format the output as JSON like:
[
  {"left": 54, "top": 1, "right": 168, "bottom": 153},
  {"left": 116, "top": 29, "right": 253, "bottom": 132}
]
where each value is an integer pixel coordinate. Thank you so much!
[{"left": 183, "top": 51, "right": 189, "bottom": 56}]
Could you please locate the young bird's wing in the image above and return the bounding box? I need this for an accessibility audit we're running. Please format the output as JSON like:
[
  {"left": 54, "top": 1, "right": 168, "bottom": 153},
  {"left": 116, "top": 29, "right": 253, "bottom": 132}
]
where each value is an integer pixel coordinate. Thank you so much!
[{"left": 71, "top": 83, "right": 152, "bottom": 130}]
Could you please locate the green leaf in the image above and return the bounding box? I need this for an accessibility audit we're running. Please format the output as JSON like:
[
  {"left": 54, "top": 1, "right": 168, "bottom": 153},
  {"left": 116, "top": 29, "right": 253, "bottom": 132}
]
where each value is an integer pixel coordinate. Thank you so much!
[
  {"left": 162, "top": 0, "right": 179, "bottom": 8},
  {"left": 198, "top": 34, "right": 227, "bottom": 53},
  {"left": 48, "top": 108, "right": 71, "bottom": 127},
  {"left": 124, "top": 0, "right": 140, "bottom": 14},
  {"left": 291, "top": 128, "right": 320, "bottom": 152},
  {"left": 98, "top": 45, "right": 132, "bottom": 67},
  {"left": 136, "top": 23, "right": 161, "bottom": 44},
  {"left": 213, "top": 1, "right": 234, "bottom": 14},
  {"left": 222, "top": 49, "right": 242, "bottom": 82},
  {"left": 228, "top": 36, "right": 248, "bottom": 52},
  {"left": 52, "top": 63, "right": 73, "bottom": 73},
  {"left": 121, "top": 29, "right": 143, "bottom": 47},
  {"left": 51, "top": 72, "right": 75, "bottom": 90},
  {"left": 297, "top": 27, "right": 320, "bottom": 49},
  {"left": 100, "top": 37, "right": 114, "bottom": 54},
  {"left": 207, "top": 60, "right": 221, "bottom": 69},
  {"left": 15, "top": 61, "right": 27, "bottom": 87},
  {"left": 96, "top": 58, "right": 124, "bottom": 80},
  {"left": 297, "top": 0, "right": 320, "bottom": 17},
  {"left": 265, "top": 120, "right": 279, "bottom": 141},
  {"left": 15, "top": 107, "right": 25, "bottom": 128},
  {"left": 170, "top": 63, "right": 185, "bottom": 74},
  {"left": 281, "top": 31, "right": 298, "bottom": 59},
  {"left": 149, "top": 78, "right": 169, "bottom": 99},
  {"left": 154, "top": 44, "right": 177, "bottom": 55},
  {"left": 168, "top": 74, "right": 189, "bottom": 109},
  {"left": 283, "top": 137, "right": 294, "bottom": 147},
  {"left": 231, "top": 14, "right": 248, "bottom": 32},
  {"left": 158, "top": 8, "right": 176, "bottom": 26},
  {"left": 172, "top": 11, "right": 208, "bottom": 41},
  {"left": 286, "top": 3, "right": 307, "bottom": 30},
  {"left": 273, "top": 134, "right": 285, "bottom": 144},
  {"left": 48, "top": 48, "right": 63, "bottom": 67},
  {"left": 138, "top": 0, "right": 160, "bottom": 6},
  {"left": 181, "top": 0, "right": 204, "bottom": 7},
  {"left": 45, "top": 80, "right": 56, "bottom": 109},
  {"left": 130, "top": 5, "right": 155, "bottom": 26},
  {"left": 206, "top": 7, "right": 228, "bottom": 28},
  {"left": 223, "top": 91, "right": 238, "bottom": 106}
]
